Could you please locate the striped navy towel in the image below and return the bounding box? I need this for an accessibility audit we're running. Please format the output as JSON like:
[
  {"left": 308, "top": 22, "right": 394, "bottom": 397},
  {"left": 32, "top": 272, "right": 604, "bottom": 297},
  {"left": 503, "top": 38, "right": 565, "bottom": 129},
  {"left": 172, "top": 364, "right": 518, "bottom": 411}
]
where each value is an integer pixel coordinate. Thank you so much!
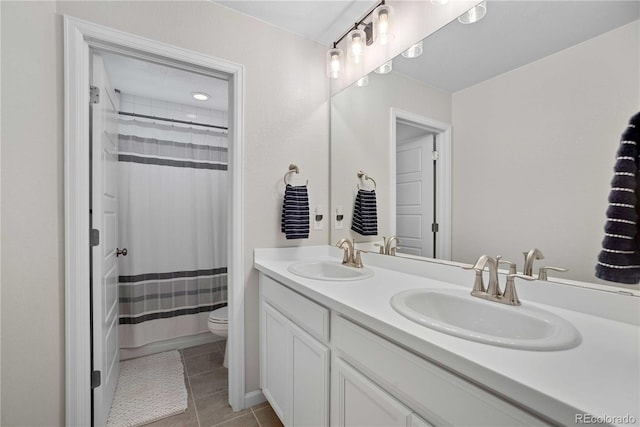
[
  {"left": 351, "top": 189, "right": 378, "bottom": 236},
  {"left": 281, "top": 184, "right": 310, "bottom": 239},
  {"left": 596, "top": 111, "right": 640, "bottom": 284}
]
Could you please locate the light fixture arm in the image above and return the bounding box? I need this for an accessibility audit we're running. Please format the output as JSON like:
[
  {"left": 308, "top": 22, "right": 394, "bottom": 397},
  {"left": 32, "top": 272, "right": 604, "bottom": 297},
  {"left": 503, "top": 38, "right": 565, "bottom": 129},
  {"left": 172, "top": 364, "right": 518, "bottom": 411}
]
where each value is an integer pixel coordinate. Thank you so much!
[{"left": 331, "top": 0, "right": 385, "bottom": 48}]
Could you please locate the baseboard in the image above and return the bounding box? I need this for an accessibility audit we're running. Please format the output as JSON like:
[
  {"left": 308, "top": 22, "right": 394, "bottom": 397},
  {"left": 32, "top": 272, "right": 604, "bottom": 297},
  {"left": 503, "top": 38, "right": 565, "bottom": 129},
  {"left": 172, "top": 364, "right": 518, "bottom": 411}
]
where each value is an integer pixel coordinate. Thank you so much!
[
  {"left": 244, "top": 389, "right": 266, "bottom": 408},
  {"left": 120, "top": 332, "right": 222, "bottom": 360}
]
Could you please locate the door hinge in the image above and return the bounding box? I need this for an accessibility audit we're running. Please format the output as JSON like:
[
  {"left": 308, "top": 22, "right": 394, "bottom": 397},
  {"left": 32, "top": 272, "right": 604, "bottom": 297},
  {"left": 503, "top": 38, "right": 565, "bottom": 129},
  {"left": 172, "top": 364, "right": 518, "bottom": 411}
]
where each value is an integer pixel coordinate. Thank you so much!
[
  {"left": 90, "top": 229, "right": 100, "bottom": 247},
  {"left": 432, "top": 223, "right": 439, "bottom": 233},
  {"left": 432, "top": 150, "right": 439, "bottom": 161},
  {"left": 90, "top": 85, "right": 100, "bottom": 104},
  {"left": 91, "top": 370, "right": 101, "bottom": 389}
]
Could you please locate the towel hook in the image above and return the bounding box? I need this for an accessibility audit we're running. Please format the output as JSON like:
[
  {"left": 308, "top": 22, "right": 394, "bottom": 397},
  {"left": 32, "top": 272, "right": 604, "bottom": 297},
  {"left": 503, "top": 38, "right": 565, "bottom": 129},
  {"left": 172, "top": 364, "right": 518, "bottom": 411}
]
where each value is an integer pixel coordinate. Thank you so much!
[
  {"left": 357, "top": 170, "right": 376, "bottom": 190},
  {"left": 284, "top": 163, "right": 308, "bottom": 186}
]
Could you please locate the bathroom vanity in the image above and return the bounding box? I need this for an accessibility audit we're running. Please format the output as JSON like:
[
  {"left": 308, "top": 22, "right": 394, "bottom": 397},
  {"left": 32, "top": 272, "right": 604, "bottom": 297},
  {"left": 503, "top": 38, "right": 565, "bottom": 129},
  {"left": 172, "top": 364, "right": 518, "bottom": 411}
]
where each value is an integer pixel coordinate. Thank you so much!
[{"left": 254, "top": 246, "right": 640, "bottom": 427}]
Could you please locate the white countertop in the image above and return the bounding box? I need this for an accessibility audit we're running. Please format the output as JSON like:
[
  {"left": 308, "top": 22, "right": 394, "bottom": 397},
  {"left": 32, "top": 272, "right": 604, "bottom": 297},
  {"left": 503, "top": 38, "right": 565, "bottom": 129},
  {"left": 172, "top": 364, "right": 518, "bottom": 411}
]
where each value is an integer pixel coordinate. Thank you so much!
[{"left": 254, "top": 245, "right": 640, "bottom": 427}]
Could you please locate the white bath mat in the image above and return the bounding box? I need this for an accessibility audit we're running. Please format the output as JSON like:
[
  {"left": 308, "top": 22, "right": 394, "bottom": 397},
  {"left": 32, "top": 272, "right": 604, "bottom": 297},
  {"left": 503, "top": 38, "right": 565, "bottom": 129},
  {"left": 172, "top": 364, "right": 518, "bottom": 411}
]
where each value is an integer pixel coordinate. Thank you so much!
[{"left": 107, "top": 350, "right": 188, "bottom": 427}]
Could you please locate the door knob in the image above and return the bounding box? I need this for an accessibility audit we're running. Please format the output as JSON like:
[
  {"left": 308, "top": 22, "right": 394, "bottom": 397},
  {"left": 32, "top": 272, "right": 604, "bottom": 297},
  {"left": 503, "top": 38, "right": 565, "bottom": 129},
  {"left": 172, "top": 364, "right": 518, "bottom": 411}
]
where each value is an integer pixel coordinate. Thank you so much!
[{"left": 117, "top": 248, "right": 128, "bottom": 257}]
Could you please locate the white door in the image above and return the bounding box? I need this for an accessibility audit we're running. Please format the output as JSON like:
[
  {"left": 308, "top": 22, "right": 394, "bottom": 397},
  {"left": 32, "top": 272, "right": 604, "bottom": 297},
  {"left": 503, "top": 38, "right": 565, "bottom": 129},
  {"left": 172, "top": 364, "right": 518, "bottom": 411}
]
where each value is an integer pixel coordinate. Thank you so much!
[
  {"left": 331, "top": 358, "right": 412, "bottom": 427},
  {"left": 91, "top": 53, "right": 120, "bottom": 427},
  {"left": 396, "top": 134, "right": 435, "bottom": 257}
]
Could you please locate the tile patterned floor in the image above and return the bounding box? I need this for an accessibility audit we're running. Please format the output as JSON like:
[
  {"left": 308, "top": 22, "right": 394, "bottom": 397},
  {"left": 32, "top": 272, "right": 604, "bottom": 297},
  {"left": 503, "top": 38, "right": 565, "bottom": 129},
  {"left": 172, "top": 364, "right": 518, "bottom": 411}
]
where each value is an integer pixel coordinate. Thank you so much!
[{"left": 144, "top": 341, "right": 283, "bottom": 427}]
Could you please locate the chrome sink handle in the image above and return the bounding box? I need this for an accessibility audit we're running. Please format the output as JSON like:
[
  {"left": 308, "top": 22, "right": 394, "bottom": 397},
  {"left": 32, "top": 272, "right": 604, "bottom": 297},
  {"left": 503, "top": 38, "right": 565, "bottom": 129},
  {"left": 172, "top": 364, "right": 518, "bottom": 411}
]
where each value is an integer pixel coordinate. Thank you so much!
[
  {"left": 498, "top": 258, "right": 517, "bottom": 275},
  {"left": 538, "top": 266, "right": 568, "bottom": 280},
  {"left": 503, "top": 274, "right": 535, "bottom": 306}
]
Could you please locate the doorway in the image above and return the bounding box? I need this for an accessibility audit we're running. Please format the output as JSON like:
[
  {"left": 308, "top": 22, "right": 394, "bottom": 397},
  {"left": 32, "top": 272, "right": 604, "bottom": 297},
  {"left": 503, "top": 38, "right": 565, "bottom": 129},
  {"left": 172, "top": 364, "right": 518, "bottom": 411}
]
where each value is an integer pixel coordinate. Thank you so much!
[
  {"left": 64, "top": 17, "right": 245, "bottom": 426},
  {"left": 90, "top": 49, "right": 232, "bottom": 425},
  {"left": 396, "top": 124, "right": 436, "bottom": 257},
  {"left": 390, "top": 109, "right": 452, "bottom": 261}
]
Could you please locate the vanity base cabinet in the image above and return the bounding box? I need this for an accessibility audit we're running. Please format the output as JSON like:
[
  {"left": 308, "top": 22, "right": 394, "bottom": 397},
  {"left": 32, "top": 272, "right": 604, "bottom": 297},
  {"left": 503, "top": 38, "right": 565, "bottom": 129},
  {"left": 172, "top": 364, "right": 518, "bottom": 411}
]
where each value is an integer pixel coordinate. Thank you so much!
[
  {"left": 332, "top": 314, "right": 549, "bottom": 426},
  {"left": 259, "top": 275, "right": 330, "bottom": 427},
  {"left": 332, "top": 357, "right": 433, "bottom": 427}
]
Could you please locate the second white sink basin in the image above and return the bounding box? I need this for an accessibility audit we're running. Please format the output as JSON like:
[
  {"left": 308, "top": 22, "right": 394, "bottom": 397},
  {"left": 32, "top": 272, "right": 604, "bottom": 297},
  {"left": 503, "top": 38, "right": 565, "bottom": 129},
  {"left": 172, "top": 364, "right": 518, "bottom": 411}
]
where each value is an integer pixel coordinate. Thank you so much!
[
  {"left": 287, "top": 260, "right": 374, "bottom": 281},
  {"left": 390, "top": 288, "right": 581, "bottom": 351}
]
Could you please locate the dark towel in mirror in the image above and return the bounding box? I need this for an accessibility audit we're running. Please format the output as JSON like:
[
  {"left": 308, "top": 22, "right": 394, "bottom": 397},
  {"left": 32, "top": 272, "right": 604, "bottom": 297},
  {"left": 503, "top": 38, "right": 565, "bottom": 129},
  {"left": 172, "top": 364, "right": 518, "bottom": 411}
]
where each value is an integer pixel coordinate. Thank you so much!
[{"left": 352, "top": 189, "right": 378, "bottom": 236}]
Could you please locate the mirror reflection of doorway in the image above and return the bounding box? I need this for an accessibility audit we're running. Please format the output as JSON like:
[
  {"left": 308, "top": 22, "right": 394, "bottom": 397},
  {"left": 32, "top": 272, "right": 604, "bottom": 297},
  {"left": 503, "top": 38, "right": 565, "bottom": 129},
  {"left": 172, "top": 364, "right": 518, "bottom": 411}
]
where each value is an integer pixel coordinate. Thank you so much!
[
  {"left": 396, "top": 122, "right": 437, "bottom": 257},
  {"left": 391, "top": 111, "right": 451, "bottom": 261}
]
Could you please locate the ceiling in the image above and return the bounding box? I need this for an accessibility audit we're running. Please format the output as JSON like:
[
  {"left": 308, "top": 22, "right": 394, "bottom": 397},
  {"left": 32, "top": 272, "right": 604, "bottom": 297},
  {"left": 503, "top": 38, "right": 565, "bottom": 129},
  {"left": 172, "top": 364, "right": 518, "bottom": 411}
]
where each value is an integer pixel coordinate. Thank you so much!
[
  {"left": 98, "top": 1, "right": 639, "bottom": 106},
  {"left": 214, "top": 0, "right": 640, "bottom": 93},
  {"left": 214, "top": 0, "right": 378, "bottom": 46},
  {"left": 101, "top": 51, "right": 229, "bottom": 111},
  {"left": 393, "top": 1, "right": 640, "bottom": 92}
]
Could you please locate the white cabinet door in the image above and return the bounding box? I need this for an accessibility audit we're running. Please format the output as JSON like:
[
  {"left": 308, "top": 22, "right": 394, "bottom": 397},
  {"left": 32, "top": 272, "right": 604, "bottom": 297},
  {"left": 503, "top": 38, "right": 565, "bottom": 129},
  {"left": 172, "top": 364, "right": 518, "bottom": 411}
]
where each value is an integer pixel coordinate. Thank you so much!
[
  {"left": 290, "top": 322, "right": 330, "bottom": 427},
  {"left": 261, "top": 302, "right": 289, "bottom": 422},
  {"left": 332, "top": 357, "right": 413, "bottom": 427},
  {"left": 260, "top": 297, "right": 330, "bottom": 427}
]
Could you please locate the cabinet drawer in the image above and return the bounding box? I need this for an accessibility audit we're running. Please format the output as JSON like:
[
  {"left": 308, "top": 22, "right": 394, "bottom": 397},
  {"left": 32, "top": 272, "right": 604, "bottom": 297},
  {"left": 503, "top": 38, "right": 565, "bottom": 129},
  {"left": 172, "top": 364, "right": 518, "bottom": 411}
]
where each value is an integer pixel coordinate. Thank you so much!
[
  {"left": 332, "top": 314, "right": 548, "bottom": 426},
  {"left": 260, "top": 274, "right": 330, "bottom": 343}
]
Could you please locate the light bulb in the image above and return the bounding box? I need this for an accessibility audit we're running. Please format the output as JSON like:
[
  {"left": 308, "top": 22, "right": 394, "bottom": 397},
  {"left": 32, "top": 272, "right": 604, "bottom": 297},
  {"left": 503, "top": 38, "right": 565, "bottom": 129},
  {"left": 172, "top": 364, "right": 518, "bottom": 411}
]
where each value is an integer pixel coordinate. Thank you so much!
[
  {"left": 330, "top": 55, "right": 340, "bottom": 78},
  {"left": 347, "top": 29, "right": 366, "bottom": 65},
  {"left": 326, "top": 48, "right": 343, "bottom": 79},
  {"left": 378, "top": 11, "right": 389, "bottom": 45},
  {"left": 351, "top": 34, "right": 363, "bottom": 63},
  {"left": 373, "top": 4, "right": 393, "bottom": 46}
]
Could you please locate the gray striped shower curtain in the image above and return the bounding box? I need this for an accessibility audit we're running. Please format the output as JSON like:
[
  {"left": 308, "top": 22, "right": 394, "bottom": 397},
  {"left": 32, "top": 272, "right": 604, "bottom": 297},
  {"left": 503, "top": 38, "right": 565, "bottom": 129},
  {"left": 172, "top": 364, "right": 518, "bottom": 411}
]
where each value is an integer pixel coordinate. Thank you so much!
[{"left": 116, "top": 105, "right": 228, "bottom": 349}]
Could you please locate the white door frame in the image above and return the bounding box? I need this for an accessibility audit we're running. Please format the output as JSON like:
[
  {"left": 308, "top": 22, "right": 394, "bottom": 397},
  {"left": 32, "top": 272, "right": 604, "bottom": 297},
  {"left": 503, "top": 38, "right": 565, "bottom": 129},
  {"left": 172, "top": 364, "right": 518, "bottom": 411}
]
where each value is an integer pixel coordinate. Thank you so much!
[
  {"left": 64, "top": 16, "right": 245, "bottom": 426},
  {"left": 389, "top": 109, "right": 451, "bottom": 260}
]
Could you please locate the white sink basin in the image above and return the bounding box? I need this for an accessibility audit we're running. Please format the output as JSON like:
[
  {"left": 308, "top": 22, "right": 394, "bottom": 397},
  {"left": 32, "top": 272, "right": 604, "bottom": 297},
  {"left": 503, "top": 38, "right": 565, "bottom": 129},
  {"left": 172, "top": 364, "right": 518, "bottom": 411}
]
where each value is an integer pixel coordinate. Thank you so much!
[
  {"left": 390, "top": 288, "right": 581, "bottom": 351},
  {"left": 287, "top": 261, "right": 374, "bottom": 281}
]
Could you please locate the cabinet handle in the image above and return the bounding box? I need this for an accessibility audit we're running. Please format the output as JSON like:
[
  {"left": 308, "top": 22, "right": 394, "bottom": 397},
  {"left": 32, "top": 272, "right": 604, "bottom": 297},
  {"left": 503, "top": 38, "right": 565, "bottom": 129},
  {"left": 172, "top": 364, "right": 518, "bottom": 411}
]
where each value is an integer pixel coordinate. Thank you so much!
[{"left": 117, "top": 248, "right": 128, "bottom": 257}]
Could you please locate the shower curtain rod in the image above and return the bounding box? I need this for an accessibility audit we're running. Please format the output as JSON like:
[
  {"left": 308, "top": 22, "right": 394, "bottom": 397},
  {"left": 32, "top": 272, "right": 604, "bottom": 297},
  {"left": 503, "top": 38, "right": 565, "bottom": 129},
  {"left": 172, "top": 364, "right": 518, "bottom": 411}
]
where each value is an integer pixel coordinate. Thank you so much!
[{"left": 118, "top": 111, "right": 228, "bottom": 131}]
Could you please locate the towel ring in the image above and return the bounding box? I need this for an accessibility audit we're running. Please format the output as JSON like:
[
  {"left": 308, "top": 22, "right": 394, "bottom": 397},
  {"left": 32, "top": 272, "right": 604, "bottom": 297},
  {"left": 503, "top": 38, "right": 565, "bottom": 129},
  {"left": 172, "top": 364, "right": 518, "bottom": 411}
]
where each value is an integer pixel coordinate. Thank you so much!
[
  {"left": 357, "top": 170, "right": 376, "bottom": 190},
  {"left": 284, "top": 163, "right": 308, "bottom": 186}
]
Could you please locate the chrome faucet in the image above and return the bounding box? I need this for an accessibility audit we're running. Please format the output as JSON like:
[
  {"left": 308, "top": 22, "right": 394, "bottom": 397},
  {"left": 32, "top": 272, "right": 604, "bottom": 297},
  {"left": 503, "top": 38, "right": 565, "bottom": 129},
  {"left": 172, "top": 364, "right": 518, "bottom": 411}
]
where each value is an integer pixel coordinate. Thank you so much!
[
  {"left": 385, "top": 235, "right": 400, "bottom": 256},
  {"left": 336, "top": 238, "right": 363, "bottom": 268},
  {"left": 523, "top": 248, "right": 544, "bottom": 276},
  {"left": 464, "top": 255, "right": 534, "bottom": 305},
  {"left": 375, "top": 235, "right": 401, "bottom": 255}
]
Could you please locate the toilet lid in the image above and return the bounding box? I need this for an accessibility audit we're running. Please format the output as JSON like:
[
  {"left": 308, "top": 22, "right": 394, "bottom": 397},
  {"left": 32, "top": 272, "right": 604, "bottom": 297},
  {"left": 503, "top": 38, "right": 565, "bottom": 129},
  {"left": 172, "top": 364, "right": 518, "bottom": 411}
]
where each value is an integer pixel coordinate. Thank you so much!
[{"left": 209, "top": 306, "right": 228, "bottom": 322}]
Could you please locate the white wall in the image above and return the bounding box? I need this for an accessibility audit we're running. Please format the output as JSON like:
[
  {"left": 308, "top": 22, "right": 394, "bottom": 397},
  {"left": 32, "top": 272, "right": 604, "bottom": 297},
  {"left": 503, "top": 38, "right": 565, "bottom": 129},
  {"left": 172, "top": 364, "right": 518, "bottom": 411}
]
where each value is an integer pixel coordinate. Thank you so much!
[
  {"left": 451, "top": 21, "right": 640, "bottom": 286},
  {"left": 1, "top": 2, "right": 64, "bottom": 425},
  {"left": 1, "top": 1, "right": 329, "bottom": 424},
  {"left": 331, "top": 71, "right": 451, "bottom": 243}
]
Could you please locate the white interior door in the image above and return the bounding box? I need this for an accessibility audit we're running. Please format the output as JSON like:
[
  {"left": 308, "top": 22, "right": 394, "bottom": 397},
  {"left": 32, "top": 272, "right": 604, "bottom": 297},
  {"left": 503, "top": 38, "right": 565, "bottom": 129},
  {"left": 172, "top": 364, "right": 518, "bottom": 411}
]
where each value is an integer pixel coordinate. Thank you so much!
[
  {"left": 91, "top": 52, "right": 120, "bottom": 427},
  {"left": 396, "top": 135, "right": 435, "bottom": 257}
]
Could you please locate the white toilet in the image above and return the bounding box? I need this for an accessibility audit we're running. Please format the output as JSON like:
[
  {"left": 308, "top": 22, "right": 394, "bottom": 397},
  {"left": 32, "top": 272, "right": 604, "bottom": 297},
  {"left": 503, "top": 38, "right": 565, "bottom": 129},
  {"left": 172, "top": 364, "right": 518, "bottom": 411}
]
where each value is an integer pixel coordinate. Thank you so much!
[{"left": 208, "top": 306, "right": 229, "bottom": 368}]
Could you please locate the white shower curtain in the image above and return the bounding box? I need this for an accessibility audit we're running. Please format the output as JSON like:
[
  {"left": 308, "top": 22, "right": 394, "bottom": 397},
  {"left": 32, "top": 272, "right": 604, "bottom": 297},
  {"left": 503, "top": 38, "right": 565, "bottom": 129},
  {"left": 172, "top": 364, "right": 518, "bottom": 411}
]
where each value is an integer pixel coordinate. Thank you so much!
[{"left": 117, "top": 114, "right": 228, "bottom": 349}]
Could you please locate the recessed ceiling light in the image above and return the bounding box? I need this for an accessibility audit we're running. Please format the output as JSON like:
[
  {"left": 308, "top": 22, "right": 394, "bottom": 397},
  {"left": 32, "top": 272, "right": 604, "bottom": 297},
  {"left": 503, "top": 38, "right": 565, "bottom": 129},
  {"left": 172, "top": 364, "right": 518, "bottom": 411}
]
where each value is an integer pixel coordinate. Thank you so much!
[{"left": 192, "top": 92, "right": 209, "bottom": 101}]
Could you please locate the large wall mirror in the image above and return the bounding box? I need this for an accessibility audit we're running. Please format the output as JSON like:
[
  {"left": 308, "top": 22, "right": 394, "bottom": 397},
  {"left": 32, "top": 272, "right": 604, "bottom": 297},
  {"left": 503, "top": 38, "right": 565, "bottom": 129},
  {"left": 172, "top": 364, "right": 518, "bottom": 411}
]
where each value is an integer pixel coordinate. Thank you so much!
[{"left": 331, "top": 1, "right": 640, "bottom": 288}]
